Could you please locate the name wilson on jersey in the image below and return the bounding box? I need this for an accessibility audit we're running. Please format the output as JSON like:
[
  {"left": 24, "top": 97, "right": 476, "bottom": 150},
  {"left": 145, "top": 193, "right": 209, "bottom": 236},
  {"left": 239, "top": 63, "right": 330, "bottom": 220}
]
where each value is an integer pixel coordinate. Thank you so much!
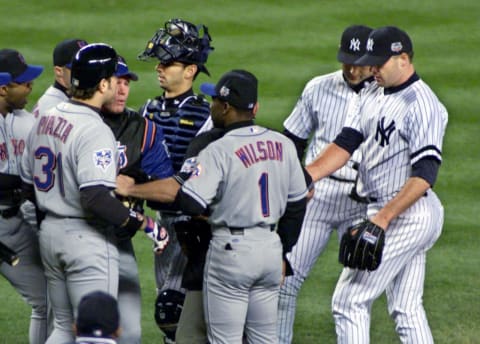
[
  {"left": 235, "top": 140, "right": 283, "bottom": 168},
  {"left": 36, "top": 115, "right": 73, "bottom": 144}
]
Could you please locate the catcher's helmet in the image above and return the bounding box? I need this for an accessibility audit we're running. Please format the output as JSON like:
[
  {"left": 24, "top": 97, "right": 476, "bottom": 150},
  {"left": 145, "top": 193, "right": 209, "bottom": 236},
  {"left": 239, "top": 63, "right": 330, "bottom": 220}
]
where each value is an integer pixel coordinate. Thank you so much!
[
  {"left": 71, "top": 43, "right": 118, "bottom": 89},
  {"left": 138, "top": 18, "right": 213, "bottom": 75},
  {"left": 154, "top": 289, "right": 185, "bottom": 341}
]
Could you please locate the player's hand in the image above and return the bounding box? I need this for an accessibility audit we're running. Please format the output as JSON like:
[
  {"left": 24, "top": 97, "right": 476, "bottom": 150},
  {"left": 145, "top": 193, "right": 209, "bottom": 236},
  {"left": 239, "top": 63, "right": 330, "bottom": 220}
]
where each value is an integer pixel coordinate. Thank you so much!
[
  {"left": 143, "top": 217, "right": 169, "bottom": 254},
  {"left": 115, "top": 174, "right": 135, "bottom": 197}
]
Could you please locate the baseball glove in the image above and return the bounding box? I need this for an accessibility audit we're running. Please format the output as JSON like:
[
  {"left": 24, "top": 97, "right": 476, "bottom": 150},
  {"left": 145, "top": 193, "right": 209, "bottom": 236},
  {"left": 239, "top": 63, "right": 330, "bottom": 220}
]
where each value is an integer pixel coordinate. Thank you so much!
[{"left": 339, "top": 220, "right": 385, "bottom": 271}]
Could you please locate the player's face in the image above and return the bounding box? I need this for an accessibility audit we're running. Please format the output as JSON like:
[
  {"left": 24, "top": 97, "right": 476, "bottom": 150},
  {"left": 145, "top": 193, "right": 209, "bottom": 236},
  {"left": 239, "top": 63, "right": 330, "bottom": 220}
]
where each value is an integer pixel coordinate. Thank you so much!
[
  {"left": 104, "top": 77, "right": 130, "bottom": 114},
  {"left": 3, "top": 81, "right": 33, "bottom": 111},
  {"left": 370, "top": 55, "right": 404, "bottom": 87},
  {"left": 342, "top": 64, "right": 373, "bottom": 85},
  {"left": 155, "top": 61, "right": 188, "bottom": 94},
  {"left": 210, "top": 97, "right": 227, "bottom": 128}
]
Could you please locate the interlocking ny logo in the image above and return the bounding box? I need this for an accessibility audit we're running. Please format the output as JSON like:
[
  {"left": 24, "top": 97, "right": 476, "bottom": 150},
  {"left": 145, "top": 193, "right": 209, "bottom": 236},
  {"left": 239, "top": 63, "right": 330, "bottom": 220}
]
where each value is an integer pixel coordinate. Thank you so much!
[{"left": 375, "top": 117, "right": 395, "bottom": 146}]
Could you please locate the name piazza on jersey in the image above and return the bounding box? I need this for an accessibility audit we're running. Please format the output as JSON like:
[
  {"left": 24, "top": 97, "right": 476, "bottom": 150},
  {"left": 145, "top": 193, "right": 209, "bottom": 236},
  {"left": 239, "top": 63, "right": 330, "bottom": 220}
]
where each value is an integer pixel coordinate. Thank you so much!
[
  {"left": 36, "top": 116, "right": 73, "bottom": 143},
  {"left": 235, "top": 140, "right": 283, "bottom": 167}
]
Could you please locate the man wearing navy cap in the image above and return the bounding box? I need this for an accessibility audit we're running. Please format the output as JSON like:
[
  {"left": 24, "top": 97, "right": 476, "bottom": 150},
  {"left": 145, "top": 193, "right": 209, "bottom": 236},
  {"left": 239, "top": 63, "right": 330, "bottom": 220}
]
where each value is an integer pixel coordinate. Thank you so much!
[
  {"left": 73, "top": 290, "right": 121, "bottom": 344},
  {"left": 0, "top": 48, "right": 48, "bottom": 344},
  {"left": 33, "top": 38, "right": 88, "bottom": 118},
  {"left": 306, "top": 26, "right": 448, "bottom": 343},
  {"left": 102, "top": 55, "right": 173, "bottom": 344},
  {"left": 277, "top": 24, "right": 373, "bottom": 344}
]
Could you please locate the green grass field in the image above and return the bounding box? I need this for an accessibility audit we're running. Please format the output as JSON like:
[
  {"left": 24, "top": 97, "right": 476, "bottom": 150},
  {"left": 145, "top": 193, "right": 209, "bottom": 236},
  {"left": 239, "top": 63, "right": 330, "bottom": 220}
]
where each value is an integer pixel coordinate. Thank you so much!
[{"left": 1, "top": 0, "right": 479, "bottom": 343}]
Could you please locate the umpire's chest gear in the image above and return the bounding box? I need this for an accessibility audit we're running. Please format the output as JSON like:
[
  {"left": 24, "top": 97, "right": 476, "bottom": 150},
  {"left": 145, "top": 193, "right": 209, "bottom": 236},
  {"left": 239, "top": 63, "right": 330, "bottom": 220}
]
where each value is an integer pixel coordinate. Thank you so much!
[{"left": 140, "top": 92, "right": 210, "bottom": 172}]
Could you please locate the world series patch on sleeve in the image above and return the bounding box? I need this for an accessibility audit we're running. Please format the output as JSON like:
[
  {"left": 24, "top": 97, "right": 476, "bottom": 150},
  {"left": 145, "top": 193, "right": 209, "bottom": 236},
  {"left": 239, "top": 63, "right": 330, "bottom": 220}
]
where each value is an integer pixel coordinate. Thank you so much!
[{"left": 339, "top": 219, "right": 385, "bottom": 271}]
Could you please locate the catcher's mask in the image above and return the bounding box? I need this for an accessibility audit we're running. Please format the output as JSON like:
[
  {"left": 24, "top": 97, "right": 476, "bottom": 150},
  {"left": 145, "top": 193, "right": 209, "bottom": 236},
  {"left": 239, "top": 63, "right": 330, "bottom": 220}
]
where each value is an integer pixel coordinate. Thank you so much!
[
  {"left": 154, "top": 289, "right": 185, "bottom": 341},
  {"left": 138, "top": 18, "right": 213, "bottom": 76}
]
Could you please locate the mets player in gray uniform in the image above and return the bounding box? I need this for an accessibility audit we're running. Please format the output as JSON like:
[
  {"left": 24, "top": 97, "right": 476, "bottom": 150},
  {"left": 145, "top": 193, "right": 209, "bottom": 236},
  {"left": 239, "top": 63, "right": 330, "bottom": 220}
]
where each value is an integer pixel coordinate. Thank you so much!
[
  {"left": 173, "top": 70, "right": 309, "bottom": 344},
  {"left": 306, "top": 26, "right": 447, "bottom": 343},
  {"left": 0, "top": 50, "right": 48, "bottom": 344},
  {"left": 33, "top": 38, "right": 88, "bottom": 118},
  {"left": 277, "top": 25, "right": 373, "bottom": 343},
  {"left": 20, "top": 43, "right": 168, "bottom": 344}
]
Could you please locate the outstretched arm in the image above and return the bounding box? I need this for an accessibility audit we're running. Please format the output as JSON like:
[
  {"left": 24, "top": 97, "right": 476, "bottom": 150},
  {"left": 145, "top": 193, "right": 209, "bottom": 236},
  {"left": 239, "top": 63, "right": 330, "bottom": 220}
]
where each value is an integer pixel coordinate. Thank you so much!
[
  {"left": 116, "top": 175, "right": 181, "bottom": 203},
  {"left": 306, "top": 143, "right": 351, "bottom": 182}
]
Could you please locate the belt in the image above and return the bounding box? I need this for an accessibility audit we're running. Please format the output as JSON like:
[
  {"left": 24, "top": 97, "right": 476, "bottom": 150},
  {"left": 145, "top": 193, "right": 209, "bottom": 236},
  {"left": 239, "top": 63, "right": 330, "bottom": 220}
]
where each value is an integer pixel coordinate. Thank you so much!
[
  {"left": 229, "top": 224, "right": 276, "bottom": 235},
  {"left": 328, "top": 175, "right": 355, "bottom": 183},
  {"left": 0, "top": 205, "right": 20, "bottom": 219}
]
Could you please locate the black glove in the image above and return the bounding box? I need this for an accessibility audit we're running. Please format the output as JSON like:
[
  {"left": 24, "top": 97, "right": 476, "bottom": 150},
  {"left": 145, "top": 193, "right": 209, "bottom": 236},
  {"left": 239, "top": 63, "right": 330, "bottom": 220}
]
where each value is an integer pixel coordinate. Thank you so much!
[
  {"left": 339, "top": 220, "right": 385, "bottom": 271},
  {"left": 174, "top": 218, "right": 212, "bottom": 258}
]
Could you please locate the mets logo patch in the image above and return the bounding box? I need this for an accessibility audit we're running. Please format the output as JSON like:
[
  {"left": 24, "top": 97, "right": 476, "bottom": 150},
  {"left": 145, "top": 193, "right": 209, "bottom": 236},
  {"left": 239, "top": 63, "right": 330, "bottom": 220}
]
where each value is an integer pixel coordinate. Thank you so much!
[
  {"left": 93, "top": 148, "right": 113, "bottom": 172},
  {"left": 180, "top": 157, "right": 198, "bottom": 174}
]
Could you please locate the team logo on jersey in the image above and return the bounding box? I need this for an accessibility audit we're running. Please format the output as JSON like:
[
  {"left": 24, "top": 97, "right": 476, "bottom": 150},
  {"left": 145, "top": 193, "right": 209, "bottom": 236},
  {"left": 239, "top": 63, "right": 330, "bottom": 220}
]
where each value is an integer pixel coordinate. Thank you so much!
[
  {"left": 117, "top": 143, "right": 128, "bottom": 169},
  {"left": 180, "top": 157, "right": 198, "bottom": 174},
  {"left": 375, "top": 117, "right": 396, "bottom": 147},
  {"left": 349, "top": 38, "right": 361, "bottom": 52},
  {"left": 93, "top": 148, "right": 113, "bottom": 172}
]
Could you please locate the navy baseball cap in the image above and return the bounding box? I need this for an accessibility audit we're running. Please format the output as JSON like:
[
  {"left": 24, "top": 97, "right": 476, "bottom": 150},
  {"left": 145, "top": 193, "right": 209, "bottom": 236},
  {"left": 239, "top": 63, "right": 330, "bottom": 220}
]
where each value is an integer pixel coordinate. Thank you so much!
[
  {"left": 76, "top": 291, "right": 119, "bottom": 337},
  {"left": 356, "top": 26, "right": 413, "bottom": 66},
  {"left": 200, "top": 69, "right": 258, "bottom": 110},
  {"left": 0, "top": 49, "right": 44, "bottom": 83},
  {"left": 115, "top": 55, "right": 138, "bottom": 81},
  {"left": 337, "top": 25, "right": 373, "bottom": 64},
  {"left": 53, "top": 38, "right": 88, "bottom": 68},
  {"left": 0, "top": 73, "right": 12, "bottom": 86}
]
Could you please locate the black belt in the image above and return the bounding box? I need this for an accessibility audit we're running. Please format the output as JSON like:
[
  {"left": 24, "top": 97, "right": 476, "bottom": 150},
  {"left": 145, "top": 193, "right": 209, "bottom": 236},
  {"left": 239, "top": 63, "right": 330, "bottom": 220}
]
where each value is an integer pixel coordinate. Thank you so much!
[
  {"left": 0, "top": 205, "right": 20, "bottom": 219},
  {"left": 328, "top": 175, "right": 355, "bottom": 183},
  {"left": 229, "top": 224, "right": 276, "bottom": 235}
]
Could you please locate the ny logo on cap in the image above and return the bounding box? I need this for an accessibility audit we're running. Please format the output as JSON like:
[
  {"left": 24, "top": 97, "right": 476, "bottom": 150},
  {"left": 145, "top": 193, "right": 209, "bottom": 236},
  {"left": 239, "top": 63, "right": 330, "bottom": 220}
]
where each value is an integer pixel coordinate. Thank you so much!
[
  {"left": 219, "top": 85, "right": 230, "bottom": 97},
  {"left": 366, "top": 38, "right": 374, "bottom": 52},
  {"left": 349, "top": 38, "right": 361, "bottom": 52}
]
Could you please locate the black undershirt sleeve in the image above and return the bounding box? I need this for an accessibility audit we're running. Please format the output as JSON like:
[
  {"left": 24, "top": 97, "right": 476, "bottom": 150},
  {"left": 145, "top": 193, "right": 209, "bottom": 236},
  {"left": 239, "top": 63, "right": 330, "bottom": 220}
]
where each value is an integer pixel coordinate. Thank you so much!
[
  {"left": 80, "top": 186, "right": 130, "bottom": 226},
  {"left": 173, "top": 189, "right": 208, "bottom": 217},
  {"left": 411, "top": 157, "right": 441, "bottom": 187},
  {"left": 283, "top": 129, "right": 308, "bottom": 161},
  {"left": 277, "top": 197, "right": 307, "bottom": 276},
  {"left": 333, "top": 127, "right": 364, "bottom": 155}
]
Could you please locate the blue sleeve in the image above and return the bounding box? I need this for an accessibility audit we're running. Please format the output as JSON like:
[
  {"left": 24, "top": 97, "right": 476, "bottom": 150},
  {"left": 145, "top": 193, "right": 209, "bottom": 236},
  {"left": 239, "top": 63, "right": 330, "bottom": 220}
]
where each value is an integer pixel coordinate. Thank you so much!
[{"left": 141, "top": 120, "right": 174, "bottom": 178}]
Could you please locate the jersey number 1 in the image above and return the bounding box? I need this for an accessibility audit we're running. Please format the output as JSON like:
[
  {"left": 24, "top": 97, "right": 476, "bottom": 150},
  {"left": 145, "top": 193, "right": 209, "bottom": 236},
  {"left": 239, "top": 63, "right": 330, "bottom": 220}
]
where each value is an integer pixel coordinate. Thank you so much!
[{"left": 258, "top": 172, "right": 270, "bottom": 217}]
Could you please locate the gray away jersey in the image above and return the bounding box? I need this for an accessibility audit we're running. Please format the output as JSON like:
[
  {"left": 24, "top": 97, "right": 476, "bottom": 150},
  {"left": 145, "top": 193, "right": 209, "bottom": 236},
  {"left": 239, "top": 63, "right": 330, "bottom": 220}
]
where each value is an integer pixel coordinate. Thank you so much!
[
  {"left": 283, "top": 70, "right": 365, "bottom": 180},
  {"left": 346, "top": 79, "right": 448, "bottom": 199},
  {"left": 181, "top": 125, "right": 308, "bottom": 228},
  {"left": 21, "top": 101, "right": 119, "bottom": 217}
]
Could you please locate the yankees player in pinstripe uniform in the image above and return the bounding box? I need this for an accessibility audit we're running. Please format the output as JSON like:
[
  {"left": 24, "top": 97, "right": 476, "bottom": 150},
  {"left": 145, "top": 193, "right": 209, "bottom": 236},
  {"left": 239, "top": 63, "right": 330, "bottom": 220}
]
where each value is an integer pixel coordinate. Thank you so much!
[
  {"left": 0, "top": 50, "right": 48, "bottom": 344},
  {"left": 137, "top": 18, "right": 213, "bottom": 342},
  {"left": 33, "top": 38, "right": 88, "bottom": 119},
  {"left": 20, "top": 44, "right": 167, "bottom": 344},
  {"left": 277, "top": 25, "right": 373, "bottom": 343},
  {"left": 307, "top": 26, "right": 447, "bottom": 343}
]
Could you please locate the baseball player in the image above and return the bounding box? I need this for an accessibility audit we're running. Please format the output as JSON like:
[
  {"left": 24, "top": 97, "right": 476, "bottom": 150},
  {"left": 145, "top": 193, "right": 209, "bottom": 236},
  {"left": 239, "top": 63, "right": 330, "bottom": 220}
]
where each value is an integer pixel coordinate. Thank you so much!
[
  {"left": 277, "top": 25, "right": 373, "bottom": 343},
  {"left": 116, "top": 126, "right": 225, "bottom": 344},
  {"left": 0, "top": 49, "right": 48, "bottom": 344},
  {"left": 20, "top": 43, "right": 167, "bottom": 344},
  {"left": 101, "top": 55, "right": 174, "bottom": 344},
  {"left": 181, "top": 69, "right": 308, "bottom": 344},
  {"left": 137, "top": 18, "right": 214, "bottom": 341},
  {"left": 306, "top": 26, "right": 447, "bottom": 343},
  {"left": 72, "top": 290, "right": 121, "bottom": 344},
  {"left": 33, "top": 38, "right": 88, "bottom": 118}
]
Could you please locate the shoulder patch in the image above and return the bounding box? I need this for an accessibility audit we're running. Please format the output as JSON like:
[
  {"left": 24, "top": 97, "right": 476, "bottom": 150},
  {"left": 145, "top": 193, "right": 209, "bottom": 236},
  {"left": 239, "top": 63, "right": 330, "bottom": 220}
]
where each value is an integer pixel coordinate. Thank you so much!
[{"left": 93, "top": 148, "right": 114, "bottom": 172}]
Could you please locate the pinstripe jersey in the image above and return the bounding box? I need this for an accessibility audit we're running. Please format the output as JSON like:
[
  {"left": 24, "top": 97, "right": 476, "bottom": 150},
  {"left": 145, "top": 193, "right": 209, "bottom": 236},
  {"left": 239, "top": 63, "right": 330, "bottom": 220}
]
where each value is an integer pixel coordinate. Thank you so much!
[
  {"left": 284, "top": 70, "right": 366, "bottom": 181},
  {"left": 345, "top": 73, "right": 448, "bottom": 201}
]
